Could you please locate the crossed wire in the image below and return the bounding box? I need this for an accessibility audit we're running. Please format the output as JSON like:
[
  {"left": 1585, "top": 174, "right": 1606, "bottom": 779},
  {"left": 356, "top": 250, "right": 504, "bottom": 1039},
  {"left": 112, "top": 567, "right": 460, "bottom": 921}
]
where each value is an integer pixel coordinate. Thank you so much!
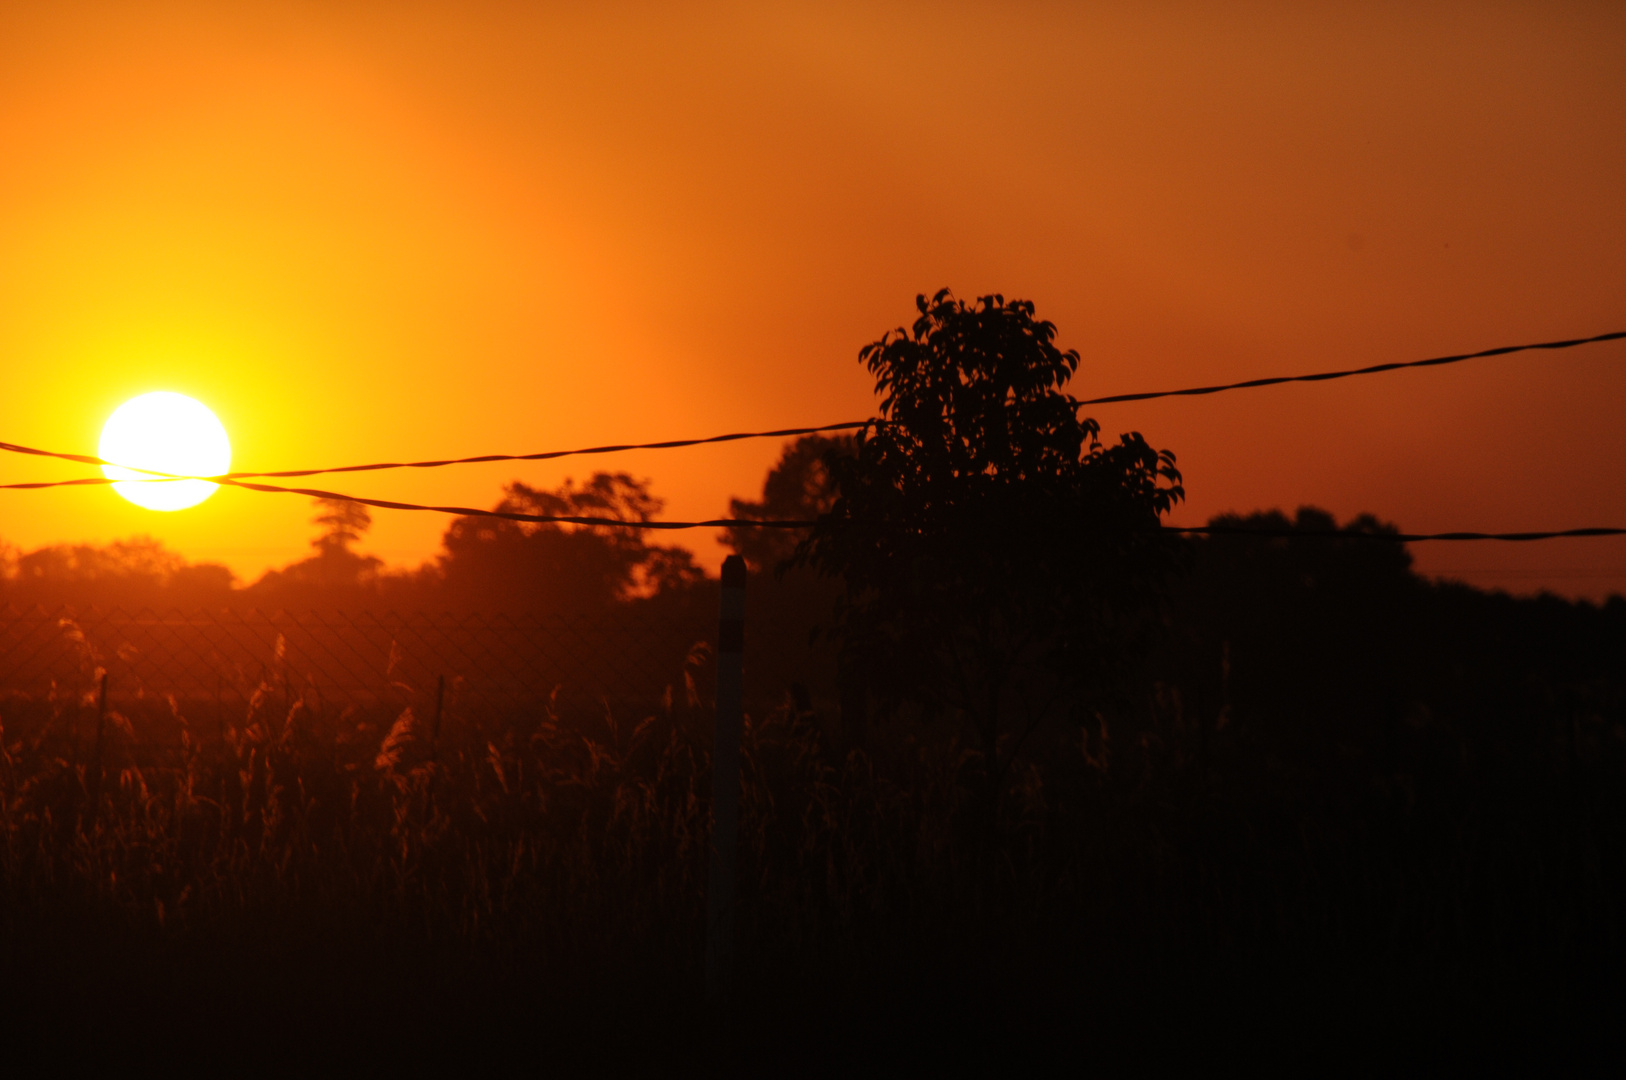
[{"left": 2, "top": 328, "right": 1623, "bottom": 536}]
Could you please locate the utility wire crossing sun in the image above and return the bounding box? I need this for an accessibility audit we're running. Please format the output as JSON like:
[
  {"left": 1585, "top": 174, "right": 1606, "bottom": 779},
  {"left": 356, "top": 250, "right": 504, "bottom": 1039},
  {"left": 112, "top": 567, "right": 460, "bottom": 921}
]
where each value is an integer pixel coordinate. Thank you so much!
[{"left": 99, "top": 392, "right": 231, "bottom": 511}]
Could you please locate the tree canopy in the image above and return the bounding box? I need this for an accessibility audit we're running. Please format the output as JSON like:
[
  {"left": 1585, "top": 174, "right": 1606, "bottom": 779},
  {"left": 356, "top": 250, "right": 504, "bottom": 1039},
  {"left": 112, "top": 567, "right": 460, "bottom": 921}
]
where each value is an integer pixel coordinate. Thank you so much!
[
  {"left": 722, "top": 433, "right": 854, "bottom": 575},
  {"left": 0, "top": 536, "right": 235, "bottom": 609},
  {"left": 248, "top": 498, "right": 385, "bottom": 609},
  {"left": 797, "top": 290, "right": 1185, "bottom": 792},
  {"left": 434, "top": 473, "right": 704, "bottom": 614}
]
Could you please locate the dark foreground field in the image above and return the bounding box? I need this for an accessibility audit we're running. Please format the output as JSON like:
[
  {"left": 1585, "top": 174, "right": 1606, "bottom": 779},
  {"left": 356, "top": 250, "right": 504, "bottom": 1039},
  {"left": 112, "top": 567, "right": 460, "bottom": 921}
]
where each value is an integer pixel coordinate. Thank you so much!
[
  {"left": 2, "top": 637, "right": 1623, "bottom": 1073},
  {"left": 5, "top": 515, "right": 1626, "bottom": 1071}
]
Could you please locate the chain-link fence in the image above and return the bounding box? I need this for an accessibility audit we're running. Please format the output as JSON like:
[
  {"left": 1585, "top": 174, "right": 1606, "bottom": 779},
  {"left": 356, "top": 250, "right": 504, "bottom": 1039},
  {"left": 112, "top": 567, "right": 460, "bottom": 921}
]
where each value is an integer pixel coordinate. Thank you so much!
[{"left": 0, "top": 605, "right": 727, "bottom": 734}]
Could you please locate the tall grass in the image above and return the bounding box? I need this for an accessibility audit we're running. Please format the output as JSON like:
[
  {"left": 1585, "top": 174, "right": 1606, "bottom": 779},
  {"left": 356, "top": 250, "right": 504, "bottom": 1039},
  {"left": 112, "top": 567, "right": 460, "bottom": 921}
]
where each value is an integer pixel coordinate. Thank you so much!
[{"left": 0, "top": 642, "right": 1623, "bottom": 1066}]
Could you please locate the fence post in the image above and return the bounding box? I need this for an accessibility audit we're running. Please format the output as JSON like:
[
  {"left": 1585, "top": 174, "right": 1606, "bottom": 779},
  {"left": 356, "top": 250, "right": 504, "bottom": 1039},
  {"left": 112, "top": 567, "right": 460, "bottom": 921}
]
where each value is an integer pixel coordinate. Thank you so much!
[
  {"left": 706, "top": 555, "right": 746, "bottom": 1000},
  {"left": 90, "top": 669, "right": 108, "bottom": 810},
  {"left": 430, "top": 674, "right": 446, "bottom": 749},
  {"left": 427, "top": 674, "right": 446, "bottom": 812}
]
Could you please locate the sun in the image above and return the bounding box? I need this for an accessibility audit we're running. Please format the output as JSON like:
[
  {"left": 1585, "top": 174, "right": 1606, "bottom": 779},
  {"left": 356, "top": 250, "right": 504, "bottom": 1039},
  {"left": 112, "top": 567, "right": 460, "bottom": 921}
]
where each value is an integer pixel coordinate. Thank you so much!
[{"left": 99, "top": 392, "right": 231, "bottom": 511}]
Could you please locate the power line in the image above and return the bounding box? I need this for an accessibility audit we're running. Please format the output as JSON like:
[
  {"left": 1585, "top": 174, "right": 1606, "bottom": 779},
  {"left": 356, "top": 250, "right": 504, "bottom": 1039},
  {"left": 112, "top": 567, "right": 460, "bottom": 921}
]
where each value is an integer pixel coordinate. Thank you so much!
[
  {"left": 225, "top": 421, "right": 876, "bottom": 480},
  {"left": 0, "top": 476, "right": 122, "bottom": 491},
  {"left": 178, "top": 477, "right": 1626, "bottom": 539},
  {"left": 1167, "top": 524, "right": 1626, "bottom": 543},
  {"left": 217, "top": 475, "right": 819, "bottom": 530},
  {"left": 2, "top": 328, "right": 1623, "bottom": 534},
  {"left": 1428, "top": 569, "right": 1626, "bottom": 578},
  {"left": 1075, "top": 329, "right": 1626, "bottom": 406},
  {"left": 4, "top": 468, "right": 1623, "bottom": 539},
  {"left": 3, "top": 330, "right": 1617, "bottom": 484},
  {"left": 1, "top": 423, "right": 875, "bottom": 483},
  {"left": 0, "top": 469, "right": 818, "bottom": 527}
]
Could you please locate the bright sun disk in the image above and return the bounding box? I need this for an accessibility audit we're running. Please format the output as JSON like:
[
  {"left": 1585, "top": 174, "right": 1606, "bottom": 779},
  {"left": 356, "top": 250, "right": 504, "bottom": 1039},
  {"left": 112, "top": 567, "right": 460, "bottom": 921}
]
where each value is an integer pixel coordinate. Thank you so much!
[{"left": 99, "top": 392, "right": 231, "bottom": 512}]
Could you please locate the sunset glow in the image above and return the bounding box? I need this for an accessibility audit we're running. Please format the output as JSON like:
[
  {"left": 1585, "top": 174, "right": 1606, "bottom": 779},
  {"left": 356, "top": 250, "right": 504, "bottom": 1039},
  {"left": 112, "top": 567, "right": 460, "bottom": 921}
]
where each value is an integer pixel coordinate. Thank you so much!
[
  {"left": 0, "top": 4, "right": 1621, "bottom": 589},
  {"left": 98, "top": 391, "right": 230, "bottom": 511},
  {"left": 0, "top": 7, "right": 1623, "bottom": 1064}
]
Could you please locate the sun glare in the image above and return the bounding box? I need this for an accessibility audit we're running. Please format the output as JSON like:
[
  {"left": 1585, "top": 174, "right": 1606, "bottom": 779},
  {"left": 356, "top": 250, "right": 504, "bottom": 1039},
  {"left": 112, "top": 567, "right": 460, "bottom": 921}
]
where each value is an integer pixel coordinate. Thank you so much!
[{"left": 99, "top": 392, "right": 231, "bottom": 512}]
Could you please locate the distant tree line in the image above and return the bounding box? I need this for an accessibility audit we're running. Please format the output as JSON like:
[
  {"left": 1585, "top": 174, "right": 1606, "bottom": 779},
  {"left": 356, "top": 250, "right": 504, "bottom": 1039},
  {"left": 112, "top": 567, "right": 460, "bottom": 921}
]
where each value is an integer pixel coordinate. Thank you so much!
[
  {"left": 2, "top": 288, "right": 1622, "bottom": 795},
  {"left": 0, "top": 474, "right": 712, "bottom": 620},
  {"left": 2, "top": 291, "right": 1623, "bottom": 1061}
]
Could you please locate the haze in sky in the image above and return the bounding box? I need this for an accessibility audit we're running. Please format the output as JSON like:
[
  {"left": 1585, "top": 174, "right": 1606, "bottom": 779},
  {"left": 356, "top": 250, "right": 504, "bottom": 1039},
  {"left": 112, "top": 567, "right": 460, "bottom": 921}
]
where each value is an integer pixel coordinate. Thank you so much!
[{"left": 1, "top": 2, "right": 1622, "bottom": 596}]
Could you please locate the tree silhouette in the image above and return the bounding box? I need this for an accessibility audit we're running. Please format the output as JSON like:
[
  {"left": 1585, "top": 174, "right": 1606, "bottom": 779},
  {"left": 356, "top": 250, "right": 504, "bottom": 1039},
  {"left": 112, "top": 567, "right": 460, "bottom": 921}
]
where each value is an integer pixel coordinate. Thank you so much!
[
  {"left": 723, "top": 433, "right": 855, "bottom": 575},
  {"left": 248, "top": 497, "right": 384, "bottom": 607},
  {"left": 1164, "top": 506, "right": 1423, "bottom": 773},
  {"left": 311, "top": 497, "right": 373, "bottom": 557},
  {"left": 435, "top": 472, "right": 703, "bottom": 614},
  {"left": 797, "top": 290, "right": 1184, "bottom": 814},
  {"left": 722, "top": 434, "right": 857, "bottom": 730},
  {"left": 1, "top": 536, "right": 235, "bottom": 609}
]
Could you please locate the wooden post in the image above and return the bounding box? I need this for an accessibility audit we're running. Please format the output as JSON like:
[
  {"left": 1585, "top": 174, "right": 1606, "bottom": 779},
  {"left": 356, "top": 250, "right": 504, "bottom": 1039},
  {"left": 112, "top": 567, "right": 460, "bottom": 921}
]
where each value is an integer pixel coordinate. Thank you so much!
[
  {"left": 706, "top": 555, "right": 746, "bottom": 1000},
  {"left": 426, "top": 674, "right": 446, "bottom": 813},
  {"left": 430, "top": 674, "right": 446, "bottom": 748},
  {"left": 90, "top": 670, "right": 108, "bottom": 809}
]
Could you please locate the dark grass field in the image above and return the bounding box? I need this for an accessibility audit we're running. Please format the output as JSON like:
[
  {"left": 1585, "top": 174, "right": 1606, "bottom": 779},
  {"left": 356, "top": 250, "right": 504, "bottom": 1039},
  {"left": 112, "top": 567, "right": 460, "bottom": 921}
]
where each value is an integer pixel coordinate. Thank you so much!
[{"left": 2, "top": 645, "right": 1623, "bottom": 1072}]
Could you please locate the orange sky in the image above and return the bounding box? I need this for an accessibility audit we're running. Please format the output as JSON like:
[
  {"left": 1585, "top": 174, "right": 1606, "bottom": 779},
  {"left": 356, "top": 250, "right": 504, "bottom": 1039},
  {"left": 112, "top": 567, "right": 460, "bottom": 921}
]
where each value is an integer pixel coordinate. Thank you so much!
[{"left": 1, "top": 2, "right": 1623, "bottom": 598}]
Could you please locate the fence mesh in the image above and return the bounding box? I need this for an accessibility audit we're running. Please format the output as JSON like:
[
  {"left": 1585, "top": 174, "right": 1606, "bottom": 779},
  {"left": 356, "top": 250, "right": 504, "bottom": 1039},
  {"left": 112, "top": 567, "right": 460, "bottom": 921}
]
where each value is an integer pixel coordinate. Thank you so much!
[{"left": 0, "top": 605, "right": 726, "bottom": 733}]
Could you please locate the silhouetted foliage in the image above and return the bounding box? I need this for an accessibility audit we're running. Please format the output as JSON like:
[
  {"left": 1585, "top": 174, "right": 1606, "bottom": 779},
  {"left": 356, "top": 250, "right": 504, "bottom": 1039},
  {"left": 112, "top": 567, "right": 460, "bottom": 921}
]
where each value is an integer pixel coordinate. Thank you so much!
[
  {"left": 1162, "top": 506, "right": 1626, "bottom": 791},
  {"left": 2, "top": 512, "right": 1622, "bottom": 1067},
  {"left": 312, "top": 496, "right": 373, "bottom": 555},
  {"left": 6, "top": 287, "right": 1626, "bottom": 1064},
  {"left": 248, "top": 498, "right": 385, "bottom": 609},
  {"left": 1163, "top": 507, "right": 1419, "bottom": 763},
  {"left": 1, "top": 475, "right": 714, "bottom": 618},
  {"left": 0, "top": 535, "right": 235, "bottom": 609},
  {"left": 2, "top": 491, "right": 1625, "bottom": 1065},
  {"left": 433, "top": 472, "right": 707, "bottom": 616},
  {"left": 797, "top": 290, "right": 1184, "bottom": 803},
  {"left": 721, "top": 434, "right": 855, "bottom": 723},
  {"left": 722, "top": 433, "right": 855, "bottom": 575}
]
